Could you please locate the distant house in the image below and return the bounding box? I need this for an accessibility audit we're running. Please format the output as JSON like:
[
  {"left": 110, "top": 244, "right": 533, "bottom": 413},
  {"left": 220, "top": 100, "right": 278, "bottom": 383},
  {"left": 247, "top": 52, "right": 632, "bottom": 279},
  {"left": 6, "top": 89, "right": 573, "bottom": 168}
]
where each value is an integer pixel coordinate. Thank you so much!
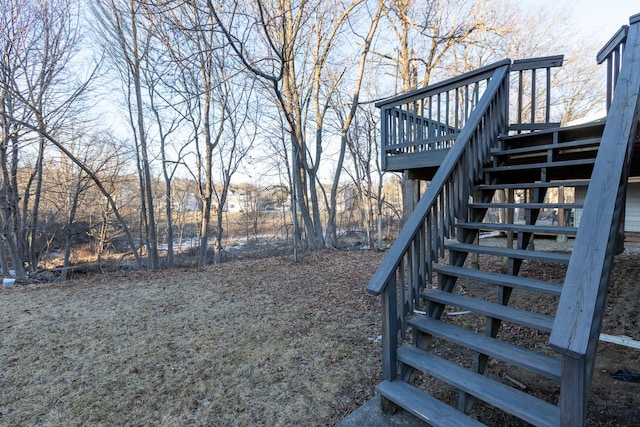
[
  {"left": 224, "top": 189, "right": 246, "bottom": 213},
  {"left": 174, "top": 192, "right": 200, "bottom": 212}
]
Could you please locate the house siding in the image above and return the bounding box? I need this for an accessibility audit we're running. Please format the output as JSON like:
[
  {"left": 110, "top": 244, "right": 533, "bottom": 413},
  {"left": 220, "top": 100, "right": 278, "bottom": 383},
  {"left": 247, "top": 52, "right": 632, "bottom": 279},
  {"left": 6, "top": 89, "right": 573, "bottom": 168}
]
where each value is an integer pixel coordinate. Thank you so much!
[{"left": 575, "top": 182, "right": 640, "bottom": 232}]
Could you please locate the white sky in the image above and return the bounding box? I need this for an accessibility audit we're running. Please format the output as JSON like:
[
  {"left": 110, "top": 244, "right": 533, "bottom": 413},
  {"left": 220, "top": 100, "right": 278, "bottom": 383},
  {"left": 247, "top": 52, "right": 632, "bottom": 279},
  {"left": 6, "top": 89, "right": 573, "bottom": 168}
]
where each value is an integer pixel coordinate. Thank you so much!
[{"left": 554, "top": 0, "right": 637, "bottom": 44}]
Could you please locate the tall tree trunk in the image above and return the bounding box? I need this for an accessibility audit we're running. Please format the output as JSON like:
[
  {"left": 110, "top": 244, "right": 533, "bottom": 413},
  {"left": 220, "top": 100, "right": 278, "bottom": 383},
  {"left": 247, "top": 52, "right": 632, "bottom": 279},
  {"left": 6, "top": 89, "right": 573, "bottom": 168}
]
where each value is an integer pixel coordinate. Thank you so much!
[
  {"left": 129, "top": 0, "right": 158, "bottom": 269},
  {"left": 29, "top": 129, "right": 46, "bottom": 272},
  {"left": 61, "top": 176, "right": 83, "bottom": 281}
]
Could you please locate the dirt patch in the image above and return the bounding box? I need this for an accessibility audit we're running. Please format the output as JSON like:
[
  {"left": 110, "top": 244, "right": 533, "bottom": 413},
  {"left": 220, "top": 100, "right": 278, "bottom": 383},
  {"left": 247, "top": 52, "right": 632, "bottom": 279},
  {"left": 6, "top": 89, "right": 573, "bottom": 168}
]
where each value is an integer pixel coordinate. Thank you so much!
[{"left": 0, "top": 247, "right": 638, "bottom": 426}]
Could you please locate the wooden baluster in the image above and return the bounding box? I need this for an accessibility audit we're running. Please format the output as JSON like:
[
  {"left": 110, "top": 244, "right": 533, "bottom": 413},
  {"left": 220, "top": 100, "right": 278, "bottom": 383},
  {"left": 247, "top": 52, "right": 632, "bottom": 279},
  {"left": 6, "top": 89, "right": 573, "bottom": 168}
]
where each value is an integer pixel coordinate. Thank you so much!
[
  {"left": 391, "top": 109, "right": 398, "bottom": 153},
  {"left": 455, "top": 87, "right": 460, "bottom": 129},
  {"left": 438, "top": 193, "right": 445, "bottom": 257},
  {"left": 426, "top": 212, "right": 433, "bottom": 282},
  {"left": 606, "top": 57, "right": 613, "bottom": 112},
  {"left": 546, "top": 66, "right": 552, "bottom": 124},
  {"left": 531, "top": 68, "right": 536, "bottom": 125},
  {"left": 465, "top": 84, "right": 470, "bottom": 122},
  {"left": 398, "top": 258, "right": 406, "bottom": 339},
  {"left": 430, "top": 96, "right": 435, "bottom": 140},
  {"left": 517, "top": 69, "right": 524, "bottom": 130},
  {"left": 412, "top": 232, "right": 420, "bottom": 310},
  {"left": 419, "top": 222, "right": 426, "bottom": 307},
  {"left": 445, "top": 90, "right": 450, "bottom": 139}
]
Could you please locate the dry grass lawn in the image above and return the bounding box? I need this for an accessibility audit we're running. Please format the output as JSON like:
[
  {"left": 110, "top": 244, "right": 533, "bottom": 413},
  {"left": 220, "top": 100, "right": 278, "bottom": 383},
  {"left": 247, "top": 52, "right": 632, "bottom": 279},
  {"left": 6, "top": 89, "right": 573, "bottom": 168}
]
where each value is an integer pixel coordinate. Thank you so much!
[{"left": 0, "top": 251, "right": 385, "bottom": 426}]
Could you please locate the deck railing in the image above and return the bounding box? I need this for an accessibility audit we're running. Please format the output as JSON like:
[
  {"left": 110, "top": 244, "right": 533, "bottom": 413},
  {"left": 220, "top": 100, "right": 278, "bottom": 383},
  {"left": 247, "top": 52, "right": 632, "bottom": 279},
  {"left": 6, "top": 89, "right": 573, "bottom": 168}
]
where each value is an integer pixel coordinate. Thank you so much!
[
  {"left": 367, "top": 61, "right": 510, "bottom": 382},
  {"left": 376, "top": 60, "right": 509, "bottom": 170},
  {"left": 377, "top": 57, "right": 565, "bottom": 172},
  {"left": 549, "top": 13, "right": 640, "bottom": 426},
  {"left": 509, "top": 55, "right": 564, "bottom": 133}
]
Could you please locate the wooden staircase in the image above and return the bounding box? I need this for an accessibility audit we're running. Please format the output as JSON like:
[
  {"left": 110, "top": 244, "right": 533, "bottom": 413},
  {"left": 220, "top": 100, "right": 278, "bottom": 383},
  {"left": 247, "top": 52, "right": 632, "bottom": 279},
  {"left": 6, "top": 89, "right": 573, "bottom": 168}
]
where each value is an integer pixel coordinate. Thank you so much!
[
  {"left": 377, "top": 123, "right": 602, "bottom": 427},
  {"left": 367, "top": 13, "right": 640, "bottom": 427}
]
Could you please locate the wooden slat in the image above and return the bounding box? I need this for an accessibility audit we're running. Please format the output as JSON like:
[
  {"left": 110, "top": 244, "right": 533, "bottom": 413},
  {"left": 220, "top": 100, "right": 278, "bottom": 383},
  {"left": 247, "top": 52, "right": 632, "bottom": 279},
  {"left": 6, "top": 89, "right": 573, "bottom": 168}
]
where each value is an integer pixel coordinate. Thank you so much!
[
  {"left": 446, "top": 242, "right": 571, "bottom": 264},
  {"left": 469, "top": 202, "right": 583, "bottom": 210},
  {"left": 398, "top": 345, "right": 561, "bottom": 426},
  {"left": 475, "top": 180, "right": 590, "bottom": 191},
  {"left": 456, "top": 221, "right": 577, "bottom": 236},
  {"left": 435, "top": 265, "right": 562, "bottom": 296},
  {"left": 407, "top": 318, "right": 561, "bottom": 380},
  {"left": 511, "top": 55, "right": 564, "bottom": 71},
  {"left": 508, "top": 122, "right": 561, "bottom": 132},
  {"left": 500, "top": 121, "right": 604, "bottom": 142},
  {"left": 483, "top": 158, "right": 595, "bottom": 173},
  {"left": 492, "top": 138, "right": 601, "bottom": 156},
  {"left": 424, "top": 289, "right": 555, "bottom": 332},
  {"left": 375, "top": 380, "right": 486, "bottom": 427}
]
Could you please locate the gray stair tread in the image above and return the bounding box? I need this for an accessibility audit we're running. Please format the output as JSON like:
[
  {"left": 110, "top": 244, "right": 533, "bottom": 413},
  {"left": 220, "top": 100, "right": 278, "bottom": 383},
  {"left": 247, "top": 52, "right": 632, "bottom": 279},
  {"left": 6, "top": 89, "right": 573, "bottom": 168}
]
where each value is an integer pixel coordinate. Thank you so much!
[
  {"left": 407, "top": 317, "right": 561, "bottom": 381},
  {"left": 475, "top": 180, "right": 590, "bottom": 190},
  {"left": 457, "top": 221, "right": 577, "bottom": 236},
  {"left": 434, "top": 265, "right": 562, "bottom": 296},
  {"left": 398, "top": 346, "right": 560, "bottom": 427},
  {"left": 498, "top": 122, "right": 604, "bottom": 144},
  {"left": 469, "top": 202, "right": 582, "bottom": 209},
  {"left": 424, "top": 289, "right": 554, "bottom": 332},
  {"left": 446, "top": 242, "right": 571, "bottom": 264},
  {"left": 483, "top": 158, "right": 595, "bottom": 173},
  {"left": 492, "top": 138, "right": 601, "bottom": 156},
  {"left": 376, "top": 380, "right": 485, "bottom": 427}
]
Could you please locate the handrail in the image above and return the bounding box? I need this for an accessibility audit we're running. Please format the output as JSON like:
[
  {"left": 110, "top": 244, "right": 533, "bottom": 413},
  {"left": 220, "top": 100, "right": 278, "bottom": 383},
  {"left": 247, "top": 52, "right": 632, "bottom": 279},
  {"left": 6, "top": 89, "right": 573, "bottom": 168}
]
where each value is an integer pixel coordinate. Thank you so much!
[
  {"left": 597, "top": 24, "right": 630, "bottom": 111},
  {"left": 376, "top": 59, "right": 511, "bottom": 108},
  {"left": 596, "top": 25, "right": 628, "bottom": 64},
  {"left": 550, "top": 12, "right": 640, "bottom": 360},
  {"left": 367, "top": 62, "right": 510, "bottom": 296},
  {"left": 549, "top": 17, "right": 640, "bottom": 423}
]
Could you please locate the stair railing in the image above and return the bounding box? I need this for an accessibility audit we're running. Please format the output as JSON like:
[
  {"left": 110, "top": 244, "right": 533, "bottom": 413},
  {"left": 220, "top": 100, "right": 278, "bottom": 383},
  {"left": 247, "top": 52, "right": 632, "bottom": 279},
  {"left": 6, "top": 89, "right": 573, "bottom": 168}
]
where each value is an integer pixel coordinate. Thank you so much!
[
  {"left": 597, "top": 24, "right": 630, "bottom": 112},
  {"left": 377, "top": 61, "right": 510, "bottom": 170},
  {"left": 549, "top": 13, "right": 640, "bottom": 426},
  {"left": 367, "top": 60, "right": 511, "bottom": 383}
]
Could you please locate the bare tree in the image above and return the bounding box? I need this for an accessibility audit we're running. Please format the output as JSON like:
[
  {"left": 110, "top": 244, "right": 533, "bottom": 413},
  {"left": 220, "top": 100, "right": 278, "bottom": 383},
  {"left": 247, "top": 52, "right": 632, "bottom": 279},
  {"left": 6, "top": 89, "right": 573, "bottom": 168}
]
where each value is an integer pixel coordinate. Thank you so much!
[
  {"left": 152, "top": 1, "right": 233, "bottom": 267},
  {"left": 375, "top": 0, "right": 499, "bottom": 224},
  {"left": 324, "top": 0, "right": 384, "bottom": 247},
  {"left": 0, "top": 0, "right": 104, "bottom": 276},
  {"left": 207, "top": 0, "right": 373, "bottom": 252},
  {"left": 92, "top": 0, "right": 160, "bottom": 268},
  {"left": 448, "top": 2, "right": 605, "bottom": 124},
  {"left": 211, "top": 67, "right": 259, "bottom": 264}
]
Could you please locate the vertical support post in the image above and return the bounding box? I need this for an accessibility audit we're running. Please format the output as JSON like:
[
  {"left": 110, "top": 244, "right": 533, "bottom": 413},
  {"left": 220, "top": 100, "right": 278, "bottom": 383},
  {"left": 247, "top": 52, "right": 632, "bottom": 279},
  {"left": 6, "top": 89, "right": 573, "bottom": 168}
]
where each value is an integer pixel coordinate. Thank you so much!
[
  {"left": 380, "top": 107, "right": 388, "bottom": 170},
  {"left": 380, "top": 285, "right": 399, "bottom": 416},
  {"left": 506, "top": 189, "right": 515, "bottom": 264},
  {"left": 558, "top": 186, "right": 567, "bottom": 243},
  {"left": 560, "top": 355, "right": 587, "bottom": 427},
  {"left": 614, "top": 182, "right": 627, "bottom": 255},
  {"left": 381, "top": 275, "right": 398, "bottom": 382}
]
